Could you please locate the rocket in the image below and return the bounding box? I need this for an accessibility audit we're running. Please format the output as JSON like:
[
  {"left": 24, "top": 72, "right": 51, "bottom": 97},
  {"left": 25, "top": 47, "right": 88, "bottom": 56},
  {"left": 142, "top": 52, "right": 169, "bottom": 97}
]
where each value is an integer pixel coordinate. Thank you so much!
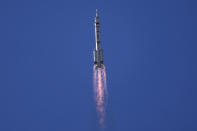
[{"left": 93, "top": 10, "right": 104, "bottom": 69}]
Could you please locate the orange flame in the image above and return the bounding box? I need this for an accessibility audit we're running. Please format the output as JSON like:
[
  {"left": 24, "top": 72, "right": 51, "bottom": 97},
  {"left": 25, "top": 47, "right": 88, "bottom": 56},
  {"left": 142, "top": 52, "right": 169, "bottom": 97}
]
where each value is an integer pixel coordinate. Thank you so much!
[{"left": 93, "top": 65, "right": 108, "bottom": 128}]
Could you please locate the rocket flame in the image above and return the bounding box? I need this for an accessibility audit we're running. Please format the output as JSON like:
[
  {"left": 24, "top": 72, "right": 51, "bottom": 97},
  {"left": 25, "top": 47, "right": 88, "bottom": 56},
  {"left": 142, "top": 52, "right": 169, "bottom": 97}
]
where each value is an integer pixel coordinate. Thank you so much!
[{"left": 93, "top": 65, "right": 108, "bottom": 128}]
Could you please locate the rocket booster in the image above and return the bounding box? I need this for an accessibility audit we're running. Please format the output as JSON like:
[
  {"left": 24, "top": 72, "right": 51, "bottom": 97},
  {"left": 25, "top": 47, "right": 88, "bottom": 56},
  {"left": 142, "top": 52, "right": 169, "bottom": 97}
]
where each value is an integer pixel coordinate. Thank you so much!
[{"left": 93, "top": 10, "right": 104, "bottom": 69}]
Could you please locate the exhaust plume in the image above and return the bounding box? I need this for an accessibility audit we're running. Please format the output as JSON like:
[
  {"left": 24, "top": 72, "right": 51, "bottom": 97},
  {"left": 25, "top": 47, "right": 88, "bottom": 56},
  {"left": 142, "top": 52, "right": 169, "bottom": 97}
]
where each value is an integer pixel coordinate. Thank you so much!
[{"left": 93, "top": 65, "right": 108, "bottom": 128}]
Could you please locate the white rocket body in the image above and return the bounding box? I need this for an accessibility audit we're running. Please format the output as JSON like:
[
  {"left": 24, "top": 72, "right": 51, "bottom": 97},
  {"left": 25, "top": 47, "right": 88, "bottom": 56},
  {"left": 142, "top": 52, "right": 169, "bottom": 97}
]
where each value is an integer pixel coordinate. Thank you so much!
[{"left": 93, "top": 10, "right": 104, "bottom": 69}]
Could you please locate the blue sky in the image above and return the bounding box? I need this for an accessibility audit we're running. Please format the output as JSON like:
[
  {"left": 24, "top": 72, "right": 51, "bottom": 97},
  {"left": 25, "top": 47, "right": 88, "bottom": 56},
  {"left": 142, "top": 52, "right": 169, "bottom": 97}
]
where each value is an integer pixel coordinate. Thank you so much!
[{"left": 0, "top": 0, "right": 197, "bottom": 131}]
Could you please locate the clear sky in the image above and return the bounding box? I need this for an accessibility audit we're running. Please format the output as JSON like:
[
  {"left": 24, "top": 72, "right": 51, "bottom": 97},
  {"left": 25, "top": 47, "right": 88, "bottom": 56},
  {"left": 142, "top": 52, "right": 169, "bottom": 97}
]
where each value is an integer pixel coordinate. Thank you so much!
[{"left": 0, "top": 0, "right": 197, "bottom": 131}]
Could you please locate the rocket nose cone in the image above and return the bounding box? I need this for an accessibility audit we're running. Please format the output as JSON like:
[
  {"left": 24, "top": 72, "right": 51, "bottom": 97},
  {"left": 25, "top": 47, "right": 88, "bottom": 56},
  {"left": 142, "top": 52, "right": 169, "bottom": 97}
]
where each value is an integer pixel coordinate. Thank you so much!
[{"left": 96, "top": 9, "right": 99, "bottom": 17}]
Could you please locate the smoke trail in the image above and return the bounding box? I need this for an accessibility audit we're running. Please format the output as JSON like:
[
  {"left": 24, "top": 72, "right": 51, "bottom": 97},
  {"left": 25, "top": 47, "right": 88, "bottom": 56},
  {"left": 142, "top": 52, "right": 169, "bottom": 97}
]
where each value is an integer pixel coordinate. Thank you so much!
[{"left": 93, "top": 65, "right": 108, "bottom": 128}]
